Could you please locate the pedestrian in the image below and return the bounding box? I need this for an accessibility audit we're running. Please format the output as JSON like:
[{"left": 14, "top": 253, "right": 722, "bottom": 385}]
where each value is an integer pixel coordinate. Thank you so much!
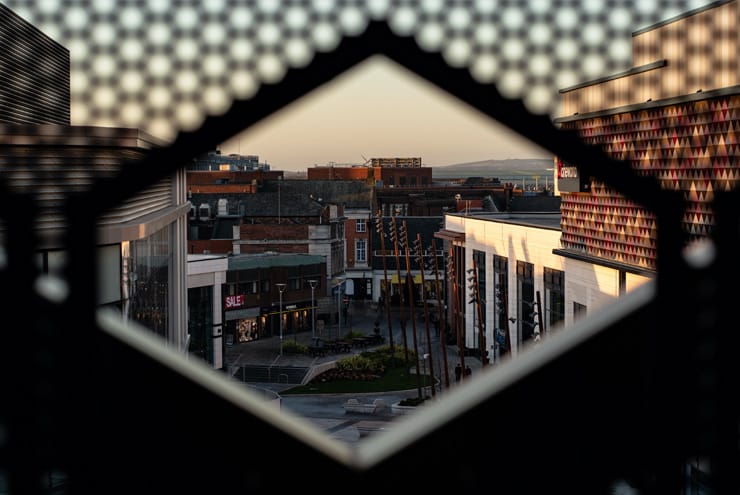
[
  {"left": 465, "top": 365, "right": 472, "bottom": 378},
  {"left": 454, "top": 363, "right": 462, "bottom": 383}
]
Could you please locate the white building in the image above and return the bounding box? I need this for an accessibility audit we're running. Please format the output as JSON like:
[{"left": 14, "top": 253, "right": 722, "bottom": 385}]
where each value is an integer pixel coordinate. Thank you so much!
[
  {"left": 440, "top": 211, "right": 652, "bottom": 360},
  {"left": 186, "top": 253, "right": 228, "bottom": 369}
]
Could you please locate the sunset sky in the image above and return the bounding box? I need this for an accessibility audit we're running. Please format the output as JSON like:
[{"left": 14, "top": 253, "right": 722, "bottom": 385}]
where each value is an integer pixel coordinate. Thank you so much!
[{"left": 219, "top": 56, "right": 554, "bottom": 172}]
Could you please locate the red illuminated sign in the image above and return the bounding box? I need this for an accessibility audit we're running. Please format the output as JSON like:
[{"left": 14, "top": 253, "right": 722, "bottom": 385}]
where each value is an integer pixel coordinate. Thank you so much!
[{"left": 225, "top": 295, "right": 245, "bottom": 309}]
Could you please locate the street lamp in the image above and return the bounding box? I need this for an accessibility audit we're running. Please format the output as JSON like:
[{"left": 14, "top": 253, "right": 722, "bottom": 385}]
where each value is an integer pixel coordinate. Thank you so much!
[
  {"left": 335, "top": 278, "right": 345, "bottom": 339},
  {"left": 276, "top": 283, "right": 286, "bottom": 355},
  {"left": 308, "top": 279, "right": 318, "bottom": 339}
]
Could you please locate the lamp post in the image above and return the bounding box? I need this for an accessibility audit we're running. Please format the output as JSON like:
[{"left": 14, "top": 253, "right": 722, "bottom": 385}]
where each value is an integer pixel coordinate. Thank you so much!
[
  {"left": 308, "top": 279, "right": 318, "bottom": 339},
  {"left": 336, "top": 278, "right": 345, "bottom": 340},
  {"left": 276, "top": 283, "right": 286, "bottom": 355},
  {"left": 422, "top": 353, "right": 430, "bottom": 397}
]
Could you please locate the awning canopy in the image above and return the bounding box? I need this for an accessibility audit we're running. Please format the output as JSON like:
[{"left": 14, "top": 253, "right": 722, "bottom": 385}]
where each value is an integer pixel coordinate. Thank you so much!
[
  {"left": 390, "top": 274, "right": 423, "bottom": 284},
  {"left": 434, "top": 229, "right": 465, "bottom": 242}
]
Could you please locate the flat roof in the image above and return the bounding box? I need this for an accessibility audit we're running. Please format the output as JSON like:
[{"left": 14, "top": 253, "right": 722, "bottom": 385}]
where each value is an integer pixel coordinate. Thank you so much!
[
  {"left": 187, "top": 253, "right": 229, "bottom": 262},
  {"left": 228, "top": 252, "right": 326, "bottom": 270},
  {"left": 449, "top": 212, "right": 561, "bottom": 231}
]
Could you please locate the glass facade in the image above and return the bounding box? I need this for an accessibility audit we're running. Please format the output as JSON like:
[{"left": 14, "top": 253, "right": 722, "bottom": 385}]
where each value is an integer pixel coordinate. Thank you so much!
[{"left": 122, "top": 226, "right": 173, "bottom": 339}]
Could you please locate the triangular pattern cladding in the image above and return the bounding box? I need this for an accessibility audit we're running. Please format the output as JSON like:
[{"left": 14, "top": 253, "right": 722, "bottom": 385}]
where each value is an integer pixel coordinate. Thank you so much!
[{"left": 559, "top": 94, "right": 740, "bottom": 271}]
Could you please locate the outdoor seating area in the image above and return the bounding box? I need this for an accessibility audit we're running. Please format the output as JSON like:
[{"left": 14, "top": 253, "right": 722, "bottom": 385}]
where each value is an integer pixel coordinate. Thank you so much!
[
  {"left": 311, "top": 338, "right": 352, "bottom": 354},
  {"left": 307, "top": 345, "right": 327, "bottom": 357},
  {"left": 306, "top": 333, "right": 384, "bottom": 357},
  {"left": 351, "top": 334, "right": 385, "bottom": 349}
]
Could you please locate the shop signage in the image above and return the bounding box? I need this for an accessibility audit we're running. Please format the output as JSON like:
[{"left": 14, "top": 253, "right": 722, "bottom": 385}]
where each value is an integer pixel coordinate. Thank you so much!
[{"left": 225, "top": 294, "right": 245, "bottom": 309}]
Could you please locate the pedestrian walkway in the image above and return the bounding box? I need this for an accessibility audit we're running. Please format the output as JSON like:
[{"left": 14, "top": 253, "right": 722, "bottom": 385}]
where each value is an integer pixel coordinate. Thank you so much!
[
  {"left": 223, "top": 299, "right": 489, "bottom": 444},
  {"left": 224, "top": 298, "right": 485, "bottom": 394}
]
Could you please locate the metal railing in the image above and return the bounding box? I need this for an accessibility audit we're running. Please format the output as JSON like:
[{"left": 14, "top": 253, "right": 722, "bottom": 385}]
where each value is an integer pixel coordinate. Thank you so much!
[{"left": 1, "top": 17, "right": 736, "bottom": 495}]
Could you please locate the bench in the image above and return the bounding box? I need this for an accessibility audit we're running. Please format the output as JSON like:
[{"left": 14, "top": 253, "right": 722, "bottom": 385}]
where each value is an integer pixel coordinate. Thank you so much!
[
  {"left": 343, "top": 398, "right": 387, "bottom": 415},
  {"left": 328, "top": 340, "right": 352, "bottom": 353},
  {"left": 308, "top": 345, "right": 326, "bottom": 357}
]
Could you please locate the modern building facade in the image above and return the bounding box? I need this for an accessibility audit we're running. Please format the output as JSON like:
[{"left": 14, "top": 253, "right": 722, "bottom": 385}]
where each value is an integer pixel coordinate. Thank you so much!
[
  {"left": 0, "top": 124, "right": 191, "bottom": 348},
  {"left": 555, "top": 0, "right": 740, "bottom": 273},
  {"left": 0, "top": 3, "right": 69, "bottom": 125},
  {"left": 0, "top": 7, "right": 190, "bottom": 349},
  {"left": 437, "top": 211, "right": 652, "bottom": 360},
  {"left": 439, "top": 2, "right": 734, "bottom": 361}
]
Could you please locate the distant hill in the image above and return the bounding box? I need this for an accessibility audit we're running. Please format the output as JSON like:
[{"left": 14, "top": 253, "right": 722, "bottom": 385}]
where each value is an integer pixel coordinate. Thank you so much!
[{"left": 432, "top": 158, "right": 554, "bottom": 179}]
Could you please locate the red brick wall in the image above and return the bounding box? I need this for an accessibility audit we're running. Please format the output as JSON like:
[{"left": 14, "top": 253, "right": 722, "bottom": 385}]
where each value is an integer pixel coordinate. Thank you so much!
[
  {"left": 187, "top": 239, "right": 233, "bottom": 254},
  {"left": 376, "top": 167, "right": 433, "bottom": 187},
  {"left": 187, "top": 170, "right": 283, "bottom": 184},
  {"left": 240, "top": 224, "right": 309, "bottom": 240},
  {"left": 307, "top": 167, "right": 372, "bottom": 180}
]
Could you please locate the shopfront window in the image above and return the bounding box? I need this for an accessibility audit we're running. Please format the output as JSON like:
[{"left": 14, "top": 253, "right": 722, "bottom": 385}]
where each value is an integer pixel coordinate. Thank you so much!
[{"left": 237, "top": 318, "right": 259, "bottom": 342}]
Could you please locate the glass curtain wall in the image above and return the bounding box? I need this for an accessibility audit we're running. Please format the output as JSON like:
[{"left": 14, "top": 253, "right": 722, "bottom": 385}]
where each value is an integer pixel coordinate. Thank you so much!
[{"left": 122, "top": 226, "right": 173, "bottom": 339}]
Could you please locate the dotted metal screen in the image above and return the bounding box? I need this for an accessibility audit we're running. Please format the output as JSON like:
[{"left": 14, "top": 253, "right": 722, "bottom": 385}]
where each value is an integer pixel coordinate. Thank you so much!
[{"left": 5, "top": 0, "right": 702, "bottom": 142}]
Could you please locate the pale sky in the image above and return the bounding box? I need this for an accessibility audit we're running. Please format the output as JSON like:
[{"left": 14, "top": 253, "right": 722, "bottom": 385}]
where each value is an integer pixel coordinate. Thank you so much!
[{"left": 220, "top": 56, "right": 553, "bottom": 172}]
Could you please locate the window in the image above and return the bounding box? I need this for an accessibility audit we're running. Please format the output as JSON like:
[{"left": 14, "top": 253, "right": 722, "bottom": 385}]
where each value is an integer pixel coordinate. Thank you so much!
[
  {"left": 472, "top": 250, "right": 486, "bottom": 352},
  {"left": 410, "top": 176, "right": 417, "bottom": 186},
  {"left": 493, "top": 255, "right": 509, "bottom": 357},
  {"left": 355, "top": 239, "right": 367, "bottom": 263},
  {"left": 516, "top": 260, "right": 535, "bottom": 344},
  {"left": 261, "top": 279, "right": 270, "bottom": 293},
  {"left": 288, "top": 276, "right": 300, "bottom": 291},
  {"left": 355, "top": 219, "right": 366, "bottom": 232},
  {"left": 544, "top": 267, "right": 565, "bottom": 332}
]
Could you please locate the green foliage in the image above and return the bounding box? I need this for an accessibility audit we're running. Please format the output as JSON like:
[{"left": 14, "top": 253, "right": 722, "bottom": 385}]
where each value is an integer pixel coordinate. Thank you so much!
[
  {"left": 282, "top": 340, "right": 309, "bottom": 354},
  {"left": 336, "top": 354, "right": 384, "bottom": 374},
  {"left": 283, "top": 366, "right": 426, "bottom": 395},
  {"left": 369, "top": 344, "right": 416, "bottom": 368}
]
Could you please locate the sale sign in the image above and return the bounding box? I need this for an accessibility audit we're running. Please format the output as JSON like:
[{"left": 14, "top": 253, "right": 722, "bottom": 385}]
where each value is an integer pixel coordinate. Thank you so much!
[{"left": 225, "top": 294, "right": 245, "bottom": 309}]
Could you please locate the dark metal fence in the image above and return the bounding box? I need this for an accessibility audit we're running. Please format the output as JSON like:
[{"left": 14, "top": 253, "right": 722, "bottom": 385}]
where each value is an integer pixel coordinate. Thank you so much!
[{"left": 1, "top": 13, "right": 737, "bottom": 495}]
